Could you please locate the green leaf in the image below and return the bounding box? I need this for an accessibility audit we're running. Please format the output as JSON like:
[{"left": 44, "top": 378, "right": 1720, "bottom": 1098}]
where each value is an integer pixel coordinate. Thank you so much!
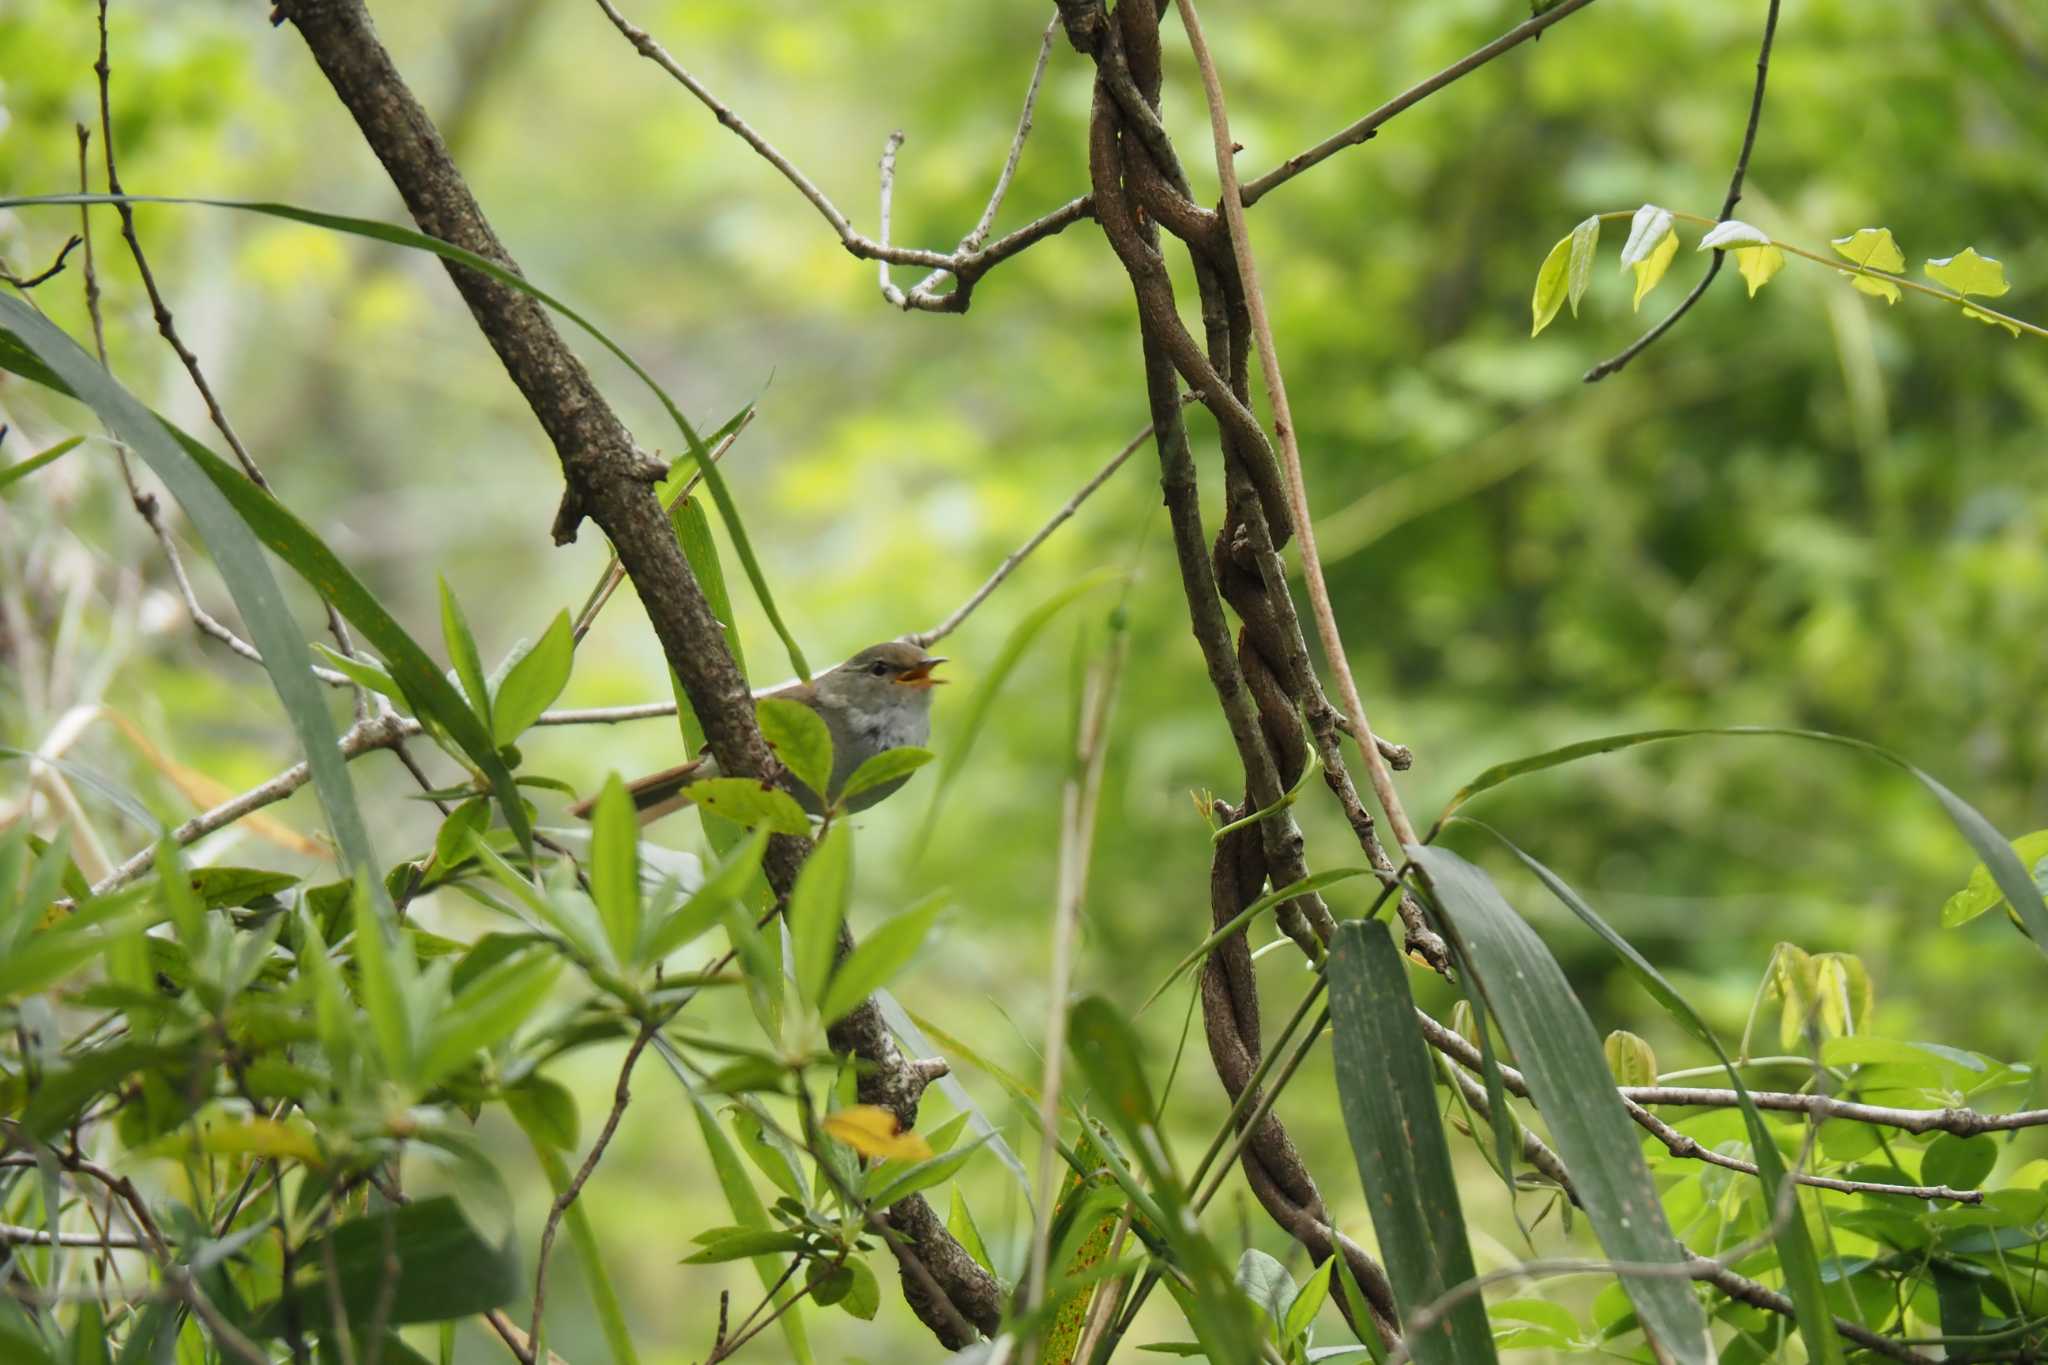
[
  {"left": 504, "top": 1075, "right": 581, "bottom": 1151},
  {"left": 643, "top": 827, "right": 770, "bottom": 961},
  {"left": 1924, "top": 247, "right": 2011, "bottom": 297},
  {"left": 758, "top": 697, "right": 834, "bottom": 803},
  {"left": 866, "top": 1133, "right": 992, "bottom": 1209},
  {"left": 1283, "top": 1257, "right": 1334, "bottom": 1344},
  {"left": 1942, "top": 831, "right": 2048, "bottom": 926},
  {"left": 839, "top": 746, "right": 936, "bottom": 805},
  {"left": 247, "top": 1196, "right": 517, "bottom": 1335},
  {"left": 415, "top": 948, "right": 561, "bottom": 1089},
  {"left": 1327, "top": 921, "right": 1498, "bottom": 1365},
  {"left": 913, "top": 570, "right": 1120, "bottom": 859},
  {"left": 789, "top": 824, "right": 852, "bottom": 1011},
  {"left": 1410, "top": 845, "right": 1711, "bottom": 1365},
  {"left": 1831, "top": 227, "right": 1906, "bottom": 273},
  {"left": 188, "top": 867, "right": 301, "bottom": 909},
  {"left": 0, "top": 887, "right": 157, "bottom": 1004},
  {"left": 688, "top": 777, "right": 813, "bottom": 836},
  {"left": 1567, "top": 215, "right": 1601, "bottom": 317},
  {"left": 1236, "top": 1248, "right": 1297, "bottom": 1331},
  {"left": 1960, "top": 303, "right": 2022, "bottom": 337},
  {"left": 834, "top": 1258, "right": 879, "bottom": 1321},
  {"left": 667, "top": 492, "right": 745, "bottom": 753},
  {"left": 440, "top": 577, "right": 493, "bottom": 729},
  {"left": 1603, "top": 1030, "right": 1658, "bottom": 1087},
  {"left": 819, "top": 891, "right": 944, "bottom": 1026},
  {"left": 1531, "top": 233, "right": 1573, "bottom": 337},
  {"left": 1923, "top": 1133, "right": 1997, "bottom": 1191},
  {"left": 669, "top": 1053, "right": 816, "bottom": 1364},
  {"left": 1142, "top": 867, "right": 1371, "bottom": 1012},
  {"left": 682, "top": 1228, "right": 811, "bottom": 1263},
  {"left": 0, "top": 434, "right": 83, "bottom": 494},
  {"left": 492, "top": 610, "right": 574, "bottom": 746},
  {"left": 351, "top": 876, "right": 415, "bottom": 1081},
  {"left": 311, "top": 643, "right": 402, "bottom": 698},
  {"left": 0, "top": 293, "right": 386, "bottom": 884},
  {"left": 1832, "top": 227, "right": 1905, "bottom": 302},
  {"left": 588, "top": 774, "right": 643, "bottom": 967}
]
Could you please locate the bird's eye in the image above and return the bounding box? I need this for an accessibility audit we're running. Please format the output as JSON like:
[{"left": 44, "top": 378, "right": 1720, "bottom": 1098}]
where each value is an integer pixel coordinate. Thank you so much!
[{"left": 870, "top": 662, "right": 889, "bottom": 676}]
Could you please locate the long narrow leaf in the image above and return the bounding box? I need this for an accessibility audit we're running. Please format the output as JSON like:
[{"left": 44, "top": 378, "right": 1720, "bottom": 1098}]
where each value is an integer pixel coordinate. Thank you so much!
[
  {"left": 0, "top": 304, "right": 531, "bottom": 862},
  {"left": 0, "top": 295, "right": 381, "bottom": 882},
  {"left": 2, "top": 192, "right": 809, "bottom": 680},
  {"left": 1408, "top": 845, "right": 1713, "bottom": 1365},
  {"left": 1327, "top": 922, "right": 1497, "bottom": 1365},
  {"left": 1431, "top": 725, "right": 2048, "bottom": 956},
  {"left": 1462, "top": 821, "right": 1840, "bottom": 1365}
]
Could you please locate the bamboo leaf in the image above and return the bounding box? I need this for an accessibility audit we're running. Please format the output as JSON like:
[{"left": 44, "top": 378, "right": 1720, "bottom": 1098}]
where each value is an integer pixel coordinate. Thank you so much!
[
  {"left": 492, "top": 611, "right": 575, "bottom": 745},
  {"left": 1408, "top": 845, "right": 1711, "bottom": 1364},
  {"left": 1327, "top": 921, "right": 1497, "bottom": 1365},
  {"left": 788, "top": 824, "right": 852, "bottom": 1010},
  {"left": 439, "top": 577, "right": 492, "bottom": 729},
  {"left": 1431, "top": 725, "right": 2048, "bottom": 958},
  {"left": 588, "top": 774, "right": 643, "bottom": 966}
]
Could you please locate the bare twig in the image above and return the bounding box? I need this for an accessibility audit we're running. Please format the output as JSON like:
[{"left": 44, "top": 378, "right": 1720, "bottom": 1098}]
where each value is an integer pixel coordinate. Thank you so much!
[
  {"left": 0, "top": 235, "right": 83, "bottom": 289},
  {"left": 89, "top": 12, "right": 363, "bottom": 685},
  {"left": 528, "top": 1019, "right": 658, "bottom": 1355},
  {"left": 1583, "top": 0, "right": 1781, "bottom": 382},
  {"left": 588, "top": 0, "right": 1091, "bottom": 312},
  {"left": 1177, "top": 0, "right": 1420, "bottom": 859},
  {"left": 1419, "top": 1009, "right": 2048, "bottom": 1139},
  {"left": 1240, "top": 0, "right": 1604, "bottom": 207},
  {"left": 0, "top": 1220, "right": 144, "bottom": 1249}
]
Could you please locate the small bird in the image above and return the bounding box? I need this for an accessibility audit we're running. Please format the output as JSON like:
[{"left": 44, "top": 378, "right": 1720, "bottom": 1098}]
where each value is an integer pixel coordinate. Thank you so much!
[{"left": 573, "top": 641, "right": 946, "bottom": 825}]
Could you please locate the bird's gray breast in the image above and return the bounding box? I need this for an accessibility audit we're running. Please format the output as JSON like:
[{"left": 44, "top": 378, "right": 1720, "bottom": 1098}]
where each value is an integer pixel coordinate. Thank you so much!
[{"left": 827, "top": 703, "right": 931, "bottom": 812}]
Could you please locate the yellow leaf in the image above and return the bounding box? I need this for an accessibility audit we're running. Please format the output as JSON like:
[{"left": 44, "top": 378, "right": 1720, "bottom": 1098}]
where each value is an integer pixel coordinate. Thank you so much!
[
  {"left": 1924, "top": 246, "right": 2010, "bottom": 298},
  {"left": 1602, "top": 1029, "right": 1658, "bottom": 1087},
  {"left": 1531, "top": 234, "right": 1573, "bottom": 337},
  {"left": 158, "top": 1116, "right": 326, "bottom": 1166},
  {"left": 823, "top": 1104, "right": 933, "bottom": 1161},
  {"left": 1733, "top": 245, "right": 1784, "bottom": 297},
  {"left": 1961, "top": 304, "right": 2023, "bottom": 338},
  {"left": 1850, "top": 274, "right": 1902, "bottom": 305},
  {"left": 1630, "top": 227, "right": 1679, "bottom": 311},
  {"left": 1830, "top": 227, "right": 1905, "bottom": 273},
  {"left": 103, "top": 710, "right": 328, "bottom": 859}
]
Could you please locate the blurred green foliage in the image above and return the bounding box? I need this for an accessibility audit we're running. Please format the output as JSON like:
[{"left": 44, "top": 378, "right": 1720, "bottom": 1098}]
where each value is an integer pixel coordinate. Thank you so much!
[{"left": 3, "top": 0, "right": 2046, "bottom": 1359}]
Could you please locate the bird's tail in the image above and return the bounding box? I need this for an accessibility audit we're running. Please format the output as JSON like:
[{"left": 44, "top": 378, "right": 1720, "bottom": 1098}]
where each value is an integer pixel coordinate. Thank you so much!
[{"left": 568, "top": 758, "right": 709, "bottom": 825}]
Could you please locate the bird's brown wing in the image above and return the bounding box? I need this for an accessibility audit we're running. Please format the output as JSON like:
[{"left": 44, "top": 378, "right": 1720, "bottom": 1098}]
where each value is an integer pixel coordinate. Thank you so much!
[{"left": 568, "top": 756, "right": 712, "bottom": 825}]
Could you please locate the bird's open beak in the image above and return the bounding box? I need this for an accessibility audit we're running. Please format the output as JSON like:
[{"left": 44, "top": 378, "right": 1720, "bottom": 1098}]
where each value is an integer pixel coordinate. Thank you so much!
[{"left": 896, "top": 656, "right": 948, "bottom": 688}]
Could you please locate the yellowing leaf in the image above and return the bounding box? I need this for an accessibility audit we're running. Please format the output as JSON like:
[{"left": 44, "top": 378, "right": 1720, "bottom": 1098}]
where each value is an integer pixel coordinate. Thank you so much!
[
  {"left": 823, "top": 1105, "right": 933, "bottom": 1161},
  {"left": 1630, "top": 228, "right": 1679, "bottom": 311},
  {"left": 1850, "top": 275, "right": 1902, "bottom": 305},
  {"left": 1531, "top": 234, "right": 1573, "bottom": 337},
  {"left": 1567, "top": 215, "right": 1601, "bottom": 317},
  {"left": 1962, "top": 304, "right": 2023, "bottom": 338},
  {"left": 1810, "top": 952, "right": 1873, "bottom": 1039},
  {"left": 159, "top": 1116, "right": 326, "bottom": 1166},
  {"left": 1733, "top": 245, "right": 1785, "bottom": 297},
  {"left": 1831, "top": 227, "right": 1905, "bottom": 273},
  {"left": 1602, "top": 1029, "right": 1658, "bottom": 1086},
  {"left": 1924, "top": 246, "right": 2010, "bottom": 298}
]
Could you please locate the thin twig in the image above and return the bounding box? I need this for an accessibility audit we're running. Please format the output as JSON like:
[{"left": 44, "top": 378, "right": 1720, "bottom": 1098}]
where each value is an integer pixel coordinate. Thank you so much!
[
  {"left": 877, "top": 131, "right": 909, "bottom": 307},
  {"left": 1177, "top": 0, "right": 1420, "bottom": 856},
  {"left": 528, "top": 1018, "right": 658, "bottom": 1356},
  {"left": 1583, "top": 0, "right": 1780, "bottom": 382},
  {"left": 909, "top": 402, "right": 1186, "bottom": 647},
  {"left": 587, "top": 0, "right": 1090, "bottom": 312},
  {"left": 0, "top": 1221, "right": 144, "bottom": 1248},
  {"left": 1240, "top": 0, "right": 1604, "bottom": 207},
  {"left": 0, "top": 235, "right": 83, "bottom": 290},
  {"left": 90, "top": 11, "right": 363, "bottom": 686}
]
